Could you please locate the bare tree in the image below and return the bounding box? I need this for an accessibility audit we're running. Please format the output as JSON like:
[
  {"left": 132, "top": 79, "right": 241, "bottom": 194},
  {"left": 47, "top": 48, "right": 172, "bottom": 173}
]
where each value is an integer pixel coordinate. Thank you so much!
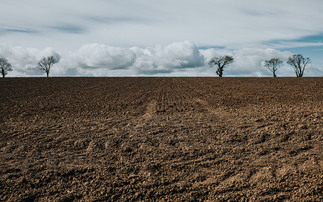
[
  {"left": 0, "top": 58, "right": 13, "bottom": 78},
  {"left": 263, "top": 58, "right": 283, "bottom": 77},
  {"left": 208, "top": 56, "right": 234, "bottom": 77},
  {"left": 37, "top": 56, "right": 57, "bottom": 77},
  {"left": 287, "top": 54, "right": 311, "bottom": 77}
]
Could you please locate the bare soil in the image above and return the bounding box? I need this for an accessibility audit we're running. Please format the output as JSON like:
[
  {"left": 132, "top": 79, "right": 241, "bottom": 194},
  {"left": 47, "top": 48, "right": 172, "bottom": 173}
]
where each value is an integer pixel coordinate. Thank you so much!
[{"left": 0, "top": 77, "right": 322, "bottom": 201}]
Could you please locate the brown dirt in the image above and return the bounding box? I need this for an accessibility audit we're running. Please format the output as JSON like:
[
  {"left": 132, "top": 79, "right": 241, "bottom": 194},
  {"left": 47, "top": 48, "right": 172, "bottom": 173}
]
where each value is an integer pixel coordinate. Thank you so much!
[{"left": 0, "top": 77, "right": 322, "bottom": 201}]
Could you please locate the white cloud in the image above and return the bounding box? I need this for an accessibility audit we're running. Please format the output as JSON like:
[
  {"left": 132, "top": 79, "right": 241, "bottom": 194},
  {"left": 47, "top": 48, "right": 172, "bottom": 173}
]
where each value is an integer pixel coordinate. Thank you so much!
[
  {"left": 75, "top": 44, "right": 136, "bottom": 70},
  {"left": 2, "top": 41, "right": 321, "bottom": 77},
  {"left": 1, "top": 1, "right": 322, "bottom": 77},
  {"left": 54, "top": 41, "right": 204, "bottom": 76},
  {"left": 200, "top": 48, "right": 293, "bottom": 77},
  {"left": 1, "top": 0, "right": 323, "bottom": 51},
  {"left": 266, "top": 42, "right": 323, "bottom": 49},
  {"left": 0, "top": 45, "right": 61, "bottom": 76},
  {"left": 200, "top": 48, "right": 323, "bottom": 77},
  {"left": 130, "top": 41, "right": 204, "bottom": 74}
]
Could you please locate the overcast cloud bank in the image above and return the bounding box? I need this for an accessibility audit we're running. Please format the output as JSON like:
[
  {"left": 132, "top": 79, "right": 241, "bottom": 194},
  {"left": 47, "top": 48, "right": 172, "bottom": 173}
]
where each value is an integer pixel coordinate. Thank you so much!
[
  {"left": 1, "top": 41, "right": 322, "bottom": 77},
  {"left": 1, "top": 0, "right": 323, "bottom": 50}
]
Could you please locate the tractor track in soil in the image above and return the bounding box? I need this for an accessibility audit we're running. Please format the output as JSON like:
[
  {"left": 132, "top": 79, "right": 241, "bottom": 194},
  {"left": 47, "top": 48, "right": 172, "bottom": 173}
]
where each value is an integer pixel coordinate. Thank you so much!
[{"left": 0, "top": 77, "right": 322, "bottom": 201}]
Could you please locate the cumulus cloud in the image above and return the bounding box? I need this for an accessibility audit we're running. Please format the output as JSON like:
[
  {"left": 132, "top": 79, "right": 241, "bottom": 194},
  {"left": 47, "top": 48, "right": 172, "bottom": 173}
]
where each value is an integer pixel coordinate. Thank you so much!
[
  {"left": 130, "top": 41, "right": 204, "bottom": 74},
  {"left": 1, "top": 0, "right": 322, "bottom": 77},
  {"left": 0, "top": 45, "right": 61, "bottom": 76},
  {"left": 74, "top": 44, "right": 136, "bottom": 70},
  {"left": 0, "top": 41, "right": 321, "bottom": 77},
  {"left": 0, "top": 41, "right": 205, "bottom": 77},
  {"left": 229, "top": 48, "right": 292, "bottom": 76},
  {"left": 199, "top": 47, "right": 323, "bottom": 77},
  {"left": 61, "top": 41, "right": 204, "bottom": 75},
  {"left": 41, "top": 48, "right": 61, "bottom": 62},
  {"left": 200, "top": 48, "right": 295, "bottom": 77}
]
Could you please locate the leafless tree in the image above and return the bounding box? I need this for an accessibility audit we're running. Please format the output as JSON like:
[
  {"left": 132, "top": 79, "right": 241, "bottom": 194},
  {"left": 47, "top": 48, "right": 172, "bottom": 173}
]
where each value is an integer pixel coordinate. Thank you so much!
[
  {"left": 0, "top": 58, "right": 13, "bottom": 78},
  {"left": 287, "top": 54, "right": 311, "bottom": 77},
  {"left": 37, "top": 56, "right": 57, "bottom": 77},
  {"left": 208, "top": 56, "right": 234, "bottom": 77},
  {"left": 263, "top": 58, "right": 283, "bottom": 77}
]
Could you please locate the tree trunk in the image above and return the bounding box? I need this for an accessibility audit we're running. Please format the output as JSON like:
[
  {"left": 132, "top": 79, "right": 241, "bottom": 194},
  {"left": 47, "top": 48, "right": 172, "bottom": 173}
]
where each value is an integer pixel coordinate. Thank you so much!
[
  {"left": 273, "top": 72, "right": 276, "bottom": 77},
  {"left": 217, "top": 67, "right": 223, "bottom": 77},
  {"left": 299, "top": 71, "right": 303, "bottom": 77}
]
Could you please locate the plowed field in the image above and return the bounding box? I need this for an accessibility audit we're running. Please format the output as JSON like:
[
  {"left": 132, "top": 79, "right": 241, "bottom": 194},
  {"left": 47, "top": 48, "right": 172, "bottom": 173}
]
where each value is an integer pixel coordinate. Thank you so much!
[{"left": 0, "top": 77, "right": 322, "bottom": 201}]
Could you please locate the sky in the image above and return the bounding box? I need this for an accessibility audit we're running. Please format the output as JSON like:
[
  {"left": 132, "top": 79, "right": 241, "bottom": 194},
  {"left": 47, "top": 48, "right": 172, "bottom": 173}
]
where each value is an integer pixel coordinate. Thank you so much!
[{"left": 0, "top": 0, "right": 323, "bottom": 77}]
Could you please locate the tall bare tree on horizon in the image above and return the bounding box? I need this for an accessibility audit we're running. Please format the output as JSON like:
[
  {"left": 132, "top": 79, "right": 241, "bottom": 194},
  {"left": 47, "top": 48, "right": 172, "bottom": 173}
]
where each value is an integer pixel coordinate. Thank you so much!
[
  {"left": 287, "top": 54, "right": 311, "bottom": 77},
  {"left": 37, "top": 56, "right": 57, "bottom": 77},
  {"left": 0, "top": 57, "right": 13, "bottom": 78},
  {"left": 208, "top": 56, "right": 234, "bottom": 77},
  {"left": 263, "top": 58, "right": 283, "bottom": 77}
]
